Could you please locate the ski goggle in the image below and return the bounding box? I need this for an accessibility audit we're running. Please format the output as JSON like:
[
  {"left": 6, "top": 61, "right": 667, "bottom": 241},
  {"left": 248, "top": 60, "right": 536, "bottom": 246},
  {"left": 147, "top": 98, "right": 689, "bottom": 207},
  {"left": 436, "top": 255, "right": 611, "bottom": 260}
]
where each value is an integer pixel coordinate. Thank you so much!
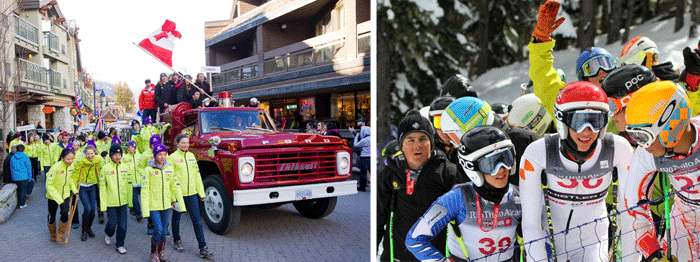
[
  {"left": 432, "top": 114, "right": 442, "bottom": 129},
  {"left": 608, "top": 95, "right": 632, "bottom": 117},
  {"left": 474, "top": 147, "right": 515, "bottom": 176},
  {"left": 579, "top": 55, "right": 617, "bottom": 78},
  {"left": 626, "top": 124, "right": 656, "bottom": 148},
  {"left": 563, "top": 110, "right": 607, "bottom": 133}
]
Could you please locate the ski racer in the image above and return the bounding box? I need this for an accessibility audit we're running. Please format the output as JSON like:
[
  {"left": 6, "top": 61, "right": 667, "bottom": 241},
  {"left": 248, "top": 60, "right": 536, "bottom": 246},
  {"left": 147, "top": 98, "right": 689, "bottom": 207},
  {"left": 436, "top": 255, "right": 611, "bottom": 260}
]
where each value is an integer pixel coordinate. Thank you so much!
[
  {"left": 406, "top": 126, "right": 529, "bottom": 262},
  {"left": 621, "top": 81, "right": 699, "bottom": 261},
  {"left": 519, "top": 81, "right": 634, "bottom": 261}
]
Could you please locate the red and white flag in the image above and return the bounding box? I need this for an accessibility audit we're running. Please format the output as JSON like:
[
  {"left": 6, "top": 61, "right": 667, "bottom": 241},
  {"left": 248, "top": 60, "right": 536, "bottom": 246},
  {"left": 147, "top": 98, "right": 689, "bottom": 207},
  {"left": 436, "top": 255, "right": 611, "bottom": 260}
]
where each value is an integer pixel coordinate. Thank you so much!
[{"left": 138, "top": 20, "right": 182, "bottom": 67}]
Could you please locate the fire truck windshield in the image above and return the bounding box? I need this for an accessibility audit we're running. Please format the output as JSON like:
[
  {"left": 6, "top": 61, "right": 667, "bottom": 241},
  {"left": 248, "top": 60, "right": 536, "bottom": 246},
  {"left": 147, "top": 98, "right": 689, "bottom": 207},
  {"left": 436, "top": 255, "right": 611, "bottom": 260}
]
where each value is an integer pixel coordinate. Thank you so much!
[{"left": 200, "top": 110, "right": 275, "bottom": 134}]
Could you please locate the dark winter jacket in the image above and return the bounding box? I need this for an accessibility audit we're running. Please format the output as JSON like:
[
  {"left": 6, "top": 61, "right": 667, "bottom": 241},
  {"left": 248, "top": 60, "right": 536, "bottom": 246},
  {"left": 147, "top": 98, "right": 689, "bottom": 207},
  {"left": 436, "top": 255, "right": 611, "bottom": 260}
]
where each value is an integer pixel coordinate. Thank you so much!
[
  {"left": 377, "top": 149, "right": 459, "bottom": 261},
  {"left": 154, "top": 81, "right": 171, "bottom": 113},
  {"left": 2, "top": 152, "right": 15, "bottom": 183},
  {"left": 139, "top": 84, "right": 157, "bottom": 110},
  {"left": 166, "top": 80, "right": 185, "bottom": 107},
  {"left": 491, "top": 117, "right": 541, "bottom": 186},
  {"left": 176, "top": 84, "right": 200, "bottom": 106}
]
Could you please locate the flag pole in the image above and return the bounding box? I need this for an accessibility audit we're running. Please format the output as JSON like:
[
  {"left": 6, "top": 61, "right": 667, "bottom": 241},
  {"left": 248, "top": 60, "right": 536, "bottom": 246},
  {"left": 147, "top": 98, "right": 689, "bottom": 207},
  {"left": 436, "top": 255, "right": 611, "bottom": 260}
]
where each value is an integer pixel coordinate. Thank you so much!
[{"left": 132, "top": 42, "right": 216, "bottom": 101}]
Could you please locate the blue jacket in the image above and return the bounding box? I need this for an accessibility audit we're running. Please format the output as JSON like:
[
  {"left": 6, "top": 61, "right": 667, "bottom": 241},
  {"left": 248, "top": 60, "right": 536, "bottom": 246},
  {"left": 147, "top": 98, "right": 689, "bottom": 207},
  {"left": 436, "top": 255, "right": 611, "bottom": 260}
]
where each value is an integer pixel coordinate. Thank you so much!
[
  {"left": 10, "top": 152, "right": 32, "bottom": 182},
  {"left": 353, "top": 126, "right": 371, "bottom": 157}
]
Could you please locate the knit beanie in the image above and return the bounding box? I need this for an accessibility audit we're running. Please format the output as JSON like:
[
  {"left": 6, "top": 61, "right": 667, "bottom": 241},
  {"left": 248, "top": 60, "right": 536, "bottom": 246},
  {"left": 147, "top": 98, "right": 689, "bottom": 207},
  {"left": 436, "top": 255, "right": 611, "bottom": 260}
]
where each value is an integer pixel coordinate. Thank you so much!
[
  {"left": 86, "top": 140, "right": 97, "bottom": 149},
  {"left": 111, "top": 136, "right": 122, "bottom": 145},
  {"left": 397, "top": 109, "right": 435, "bottom": 151},
  {"left": 127, "top": 140, "right": 137, "bottom": 149},
  {"left": 149, "top": 134, "right": 162, "bottom": 146},
  {"left": 152, "top": 143, "right": 167, "bottom": 156},
  {"left": 109, "top": 144, "right": 122, "bottom": 157}
]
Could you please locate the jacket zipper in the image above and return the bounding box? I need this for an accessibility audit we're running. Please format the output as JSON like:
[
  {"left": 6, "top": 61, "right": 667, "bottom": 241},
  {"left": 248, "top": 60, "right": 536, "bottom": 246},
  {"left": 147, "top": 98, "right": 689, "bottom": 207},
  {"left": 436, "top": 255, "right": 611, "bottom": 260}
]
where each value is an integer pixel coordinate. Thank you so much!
[
  {"left": 161, "top": 166, "right": 166, "bottom": 209},
  {"left": 185, "top": 152, "right": 190, "bottom": 196},
  {"left": 61, "top": 165, "right": 68, "bottom": 198},
  {"left": 116, "top": 164, "right": 122, "bottom": 206}
]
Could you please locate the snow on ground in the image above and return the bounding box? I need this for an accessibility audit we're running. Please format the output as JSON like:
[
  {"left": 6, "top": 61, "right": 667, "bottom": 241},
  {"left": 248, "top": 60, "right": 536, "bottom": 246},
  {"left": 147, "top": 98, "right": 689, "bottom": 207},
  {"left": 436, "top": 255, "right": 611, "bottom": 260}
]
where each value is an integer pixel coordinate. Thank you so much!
[{"left": 474, "top": 14, "right": 700, "bottom": 106}]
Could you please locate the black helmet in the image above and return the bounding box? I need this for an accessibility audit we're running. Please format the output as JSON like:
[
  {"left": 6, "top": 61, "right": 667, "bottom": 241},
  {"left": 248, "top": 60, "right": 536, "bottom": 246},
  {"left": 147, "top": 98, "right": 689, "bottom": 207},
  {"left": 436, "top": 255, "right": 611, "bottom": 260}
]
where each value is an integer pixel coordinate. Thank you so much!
[
  {"left": 145, "top": 79, "right": 151, "bottom": 84},
  {"left": 382, "top": 139, "right": 399, "bottom": 158},
  {"left": 601, "top": 64, "right": 656, "bottom": 99},
  {"left": 428, "top": 96, "right": 456, "bottom": 128},
  {"left": 457, "top": 126, "right": 516, "bottom": 187},
  {"left": 439, "top": 74, "right": 478, "bottom": 98},
  {"left": 491, "top": 103, "right": 510, "bottom": 119}
]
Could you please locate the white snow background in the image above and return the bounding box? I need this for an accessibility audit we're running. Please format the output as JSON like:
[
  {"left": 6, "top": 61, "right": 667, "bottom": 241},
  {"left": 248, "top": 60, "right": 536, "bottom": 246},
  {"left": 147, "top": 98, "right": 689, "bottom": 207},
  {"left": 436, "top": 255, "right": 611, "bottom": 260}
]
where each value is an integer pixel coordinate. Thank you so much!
[{"left": 473, "top": 14, "right": 700, "bottom": 106}]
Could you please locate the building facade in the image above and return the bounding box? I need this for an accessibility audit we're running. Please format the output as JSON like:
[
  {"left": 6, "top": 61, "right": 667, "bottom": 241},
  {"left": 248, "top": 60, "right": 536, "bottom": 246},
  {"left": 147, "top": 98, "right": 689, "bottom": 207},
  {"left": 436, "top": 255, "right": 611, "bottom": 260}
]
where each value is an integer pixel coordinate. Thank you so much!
[
  {"left": 4, "top": 0, "right": 91, "bottom": 135},
  {"left": 204, "top": 0, "right": 370, "bottom": 129}
]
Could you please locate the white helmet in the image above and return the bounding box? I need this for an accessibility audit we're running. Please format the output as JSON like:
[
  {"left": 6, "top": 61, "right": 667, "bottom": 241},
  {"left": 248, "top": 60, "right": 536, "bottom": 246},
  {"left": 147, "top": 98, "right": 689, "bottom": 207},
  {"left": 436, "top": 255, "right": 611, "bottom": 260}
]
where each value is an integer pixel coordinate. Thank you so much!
[
  {"left": 619, "top": 36, "right": 658, "bottom": 68},
  {"left": 419, "top": 106, "right": 431, "bottom": 121},
  {"left": 507, "top": 94, "right": 552, "bottom": 136},
  {"left": 250, "top": 97, "right": 259, "bottom": 106}
]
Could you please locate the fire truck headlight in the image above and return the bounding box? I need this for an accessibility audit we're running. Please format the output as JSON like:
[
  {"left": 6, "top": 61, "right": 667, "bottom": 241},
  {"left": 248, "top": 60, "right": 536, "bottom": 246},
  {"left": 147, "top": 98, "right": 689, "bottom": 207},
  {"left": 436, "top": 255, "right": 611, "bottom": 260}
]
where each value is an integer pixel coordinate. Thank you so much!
[
  {"left": 238, "top": 157, "right": 255, "bottom": 183},
  {"left": 336, "top": 152, "right": 350, "bottom": 175}
]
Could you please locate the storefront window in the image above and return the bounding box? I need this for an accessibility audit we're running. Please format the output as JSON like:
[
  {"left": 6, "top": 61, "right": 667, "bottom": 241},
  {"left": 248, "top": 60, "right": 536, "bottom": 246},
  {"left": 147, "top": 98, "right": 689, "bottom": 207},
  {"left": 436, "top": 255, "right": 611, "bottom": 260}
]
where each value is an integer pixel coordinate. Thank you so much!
[
  {"left": 331, "top": 92, "right": 356, "bottom": 128},
  {"left": 300, "top": 97, "right": 315, "bottom": 121}
]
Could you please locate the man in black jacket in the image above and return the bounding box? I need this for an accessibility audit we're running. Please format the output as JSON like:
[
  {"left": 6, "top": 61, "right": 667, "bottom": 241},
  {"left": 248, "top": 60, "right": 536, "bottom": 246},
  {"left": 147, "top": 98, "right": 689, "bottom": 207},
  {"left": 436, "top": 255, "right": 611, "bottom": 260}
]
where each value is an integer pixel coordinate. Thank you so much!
[
  {"left": 167, "top": 73, "right": 184, "bottom": 107},
  {"left": 154, "top": 73, "right": 171, "bottom": 115},
  {"left": 376, "top": 109, "right": 459, "bottom": 261}
]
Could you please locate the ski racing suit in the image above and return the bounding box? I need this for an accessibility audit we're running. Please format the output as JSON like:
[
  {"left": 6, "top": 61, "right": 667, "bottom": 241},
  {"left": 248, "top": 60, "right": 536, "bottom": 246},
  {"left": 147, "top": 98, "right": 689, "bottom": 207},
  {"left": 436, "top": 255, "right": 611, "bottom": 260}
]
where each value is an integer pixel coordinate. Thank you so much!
[
  {"left": 621, "top": 117, "right": 700, "bottom": 262},
  {"left": 519, "top": 133, "right": 633, "bottom": 261},
  {"left": 405, "top": 183, "right": 525, "bottom": 262}
]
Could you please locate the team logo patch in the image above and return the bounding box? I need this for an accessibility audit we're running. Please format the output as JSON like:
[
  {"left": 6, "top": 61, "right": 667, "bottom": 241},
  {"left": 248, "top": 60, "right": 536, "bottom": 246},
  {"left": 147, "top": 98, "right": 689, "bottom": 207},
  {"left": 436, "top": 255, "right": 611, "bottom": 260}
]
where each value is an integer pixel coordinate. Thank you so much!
[
  {"left": 412, "top": 122, "right": 420, "bottom": 129},
  {"left": 178, "top": 159, "right": 185, "bottom": 163},
  {"left": 111, "top": 171, "right": 116, "bottom": 175},
  {"left": 600, "top": 160, "right": 609, "bottom": 169},
  {"left": 59, "top": 171, "right": 64, "bottom": 174},
  {"left": 392, "top": 181, "right": 399, "bottom": 189}
]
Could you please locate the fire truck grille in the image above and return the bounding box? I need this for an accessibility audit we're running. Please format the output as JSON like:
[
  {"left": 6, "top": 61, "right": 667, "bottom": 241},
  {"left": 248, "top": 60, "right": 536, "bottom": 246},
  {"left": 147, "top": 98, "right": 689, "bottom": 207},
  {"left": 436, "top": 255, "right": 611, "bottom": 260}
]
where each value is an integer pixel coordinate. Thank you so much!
[{"left": 254, "top": 151, "right": 337, "bottom": 183}]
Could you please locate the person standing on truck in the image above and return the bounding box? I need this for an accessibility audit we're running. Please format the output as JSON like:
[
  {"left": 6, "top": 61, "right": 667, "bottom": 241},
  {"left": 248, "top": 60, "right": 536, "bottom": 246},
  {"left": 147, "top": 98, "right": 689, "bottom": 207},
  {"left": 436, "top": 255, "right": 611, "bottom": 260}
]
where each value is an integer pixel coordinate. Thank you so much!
[
  {"left": 139, "top": 79, "right": 158, "bottom": 124},
  {"left": 100, "top": 144, "right": 133, "bottom": 254},
  {"left": 154, "top": 73, "right": 171, "bottom": 116},
  {"left": 141, "top": 143, "right": 185, "bottom": 262},
  {"left": 167, "top": 73, "right": 184, "bottom": 109},
  {"left": 168, "top": 134, "right": 214, "bottom": 258}
]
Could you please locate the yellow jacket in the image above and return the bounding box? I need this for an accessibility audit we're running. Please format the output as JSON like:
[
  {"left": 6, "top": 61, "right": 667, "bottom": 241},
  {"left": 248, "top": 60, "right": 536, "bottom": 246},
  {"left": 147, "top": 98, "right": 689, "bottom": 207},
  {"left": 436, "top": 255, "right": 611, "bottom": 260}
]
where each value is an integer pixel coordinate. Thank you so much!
[
  {"left": 141, "top": 160, "right": 185, "bottom": 217},
  {"left": 45, "top": 160, "right": 78, "bottom": 204},
  {"left": 72, "top": 154, "right": 104, "bottom": 185},
  {"left": 168, "top": 150, "right": 205, "bottom": 198},
  {"left": 39, "top": 142, "right": 61, "bottom": 168},
  {"left": 123, "top": 151, "right": 143, "bottom": 186},
  {"left": 528, "top": 40, "right": 566, "bottom": 125},
  {"left": 99, "top": 160, "right": 133, "bottom": 211}
]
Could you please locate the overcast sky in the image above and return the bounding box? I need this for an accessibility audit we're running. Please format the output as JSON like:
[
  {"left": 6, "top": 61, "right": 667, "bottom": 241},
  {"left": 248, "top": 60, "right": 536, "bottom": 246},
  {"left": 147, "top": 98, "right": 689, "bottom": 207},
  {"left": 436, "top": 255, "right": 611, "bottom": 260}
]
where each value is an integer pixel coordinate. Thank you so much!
[{"left": 57, "top": 0, "right": 232, "bottom": 94}]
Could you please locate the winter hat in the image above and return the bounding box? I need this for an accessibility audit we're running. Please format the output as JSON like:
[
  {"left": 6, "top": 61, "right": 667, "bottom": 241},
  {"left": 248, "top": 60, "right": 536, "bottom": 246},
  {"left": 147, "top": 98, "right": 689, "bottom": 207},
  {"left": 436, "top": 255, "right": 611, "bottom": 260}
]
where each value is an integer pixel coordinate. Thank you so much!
[
  {"left": 127, "top": 140, "right": 137, "bottom": 149},
  {"left": 59, "top": 131, "right": 68, "bottom": 137},
  {"left": 149, "top": 134, "right": 162, "bottom": 146},
  {"left": 152, "top": 143, "right": 167, "bottom": 156},
  {"left": 144, "top": 116, "right": 153, "bottom": 125},
  {"left": 160, "top": 73, "right": 167, "bottom": 78},
  {"left": 111, "top": 136, "right": 122, "bottom": 145},
  {"left": 65, "top": 144, "right": 74, "bottom": 152},
  {"left": 69, "top": 137, "right": 75, "bottom": 144},
  {"left": 397, "top": 109, "right": 435, "bottom": 151},
  {"left": 145, "top": 79, "right": 151, "bottom": 84},
  {"left": 109, "top": 144, "right": 123, "bottom": 157},
  {"left": 86, "top": 140, "right": 97, "bottom": 149},
  {"left": 97, "top": 131, "right": 106, "bottom": 140},
  {"left": 42, "top": 134, "right": 50, "bottom": 142},
  {"left": 132, "top": 119, "right": 140, "bottom": 127}
]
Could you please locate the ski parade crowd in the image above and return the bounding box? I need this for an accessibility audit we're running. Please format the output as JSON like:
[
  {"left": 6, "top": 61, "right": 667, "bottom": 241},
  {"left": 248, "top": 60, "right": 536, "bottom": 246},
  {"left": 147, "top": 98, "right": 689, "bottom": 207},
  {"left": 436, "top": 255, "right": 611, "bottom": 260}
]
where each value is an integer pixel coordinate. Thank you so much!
[
  {"left": 3, "top": 77, "right": 216, "bottom": 261},
  {"left": 378, "top": 1, "right": 700, "bottom": 261}
]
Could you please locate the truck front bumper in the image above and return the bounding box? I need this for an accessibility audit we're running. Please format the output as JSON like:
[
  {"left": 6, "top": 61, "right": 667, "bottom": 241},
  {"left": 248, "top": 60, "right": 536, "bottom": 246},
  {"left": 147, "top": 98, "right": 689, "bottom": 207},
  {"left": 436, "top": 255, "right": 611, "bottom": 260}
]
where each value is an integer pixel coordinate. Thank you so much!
[{"left": 232, "top": 181, "right": 358, "bottom": 206}]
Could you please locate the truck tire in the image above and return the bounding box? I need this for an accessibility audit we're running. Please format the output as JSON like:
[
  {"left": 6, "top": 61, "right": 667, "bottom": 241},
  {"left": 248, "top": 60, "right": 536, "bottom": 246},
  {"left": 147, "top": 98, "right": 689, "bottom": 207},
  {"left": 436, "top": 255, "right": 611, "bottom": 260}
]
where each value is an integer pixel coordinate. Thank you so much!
[
  {"left": 292, "top": 196, "right": 337, "bottom": 219},
  {"left": 202, "top": 175, "right": 240, "bottom": 235}
]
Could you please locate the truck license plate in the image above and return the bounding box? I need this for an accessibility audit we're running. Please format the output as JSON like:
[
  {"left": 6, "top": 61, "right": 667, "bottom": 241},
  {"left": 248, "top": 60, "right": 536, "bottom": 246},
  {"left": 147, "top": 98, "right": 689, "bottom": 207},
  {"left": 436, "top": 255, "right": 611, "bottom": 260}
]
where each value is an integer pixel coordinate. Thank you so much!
[{"left": 296, "top": 189, "right": 312, "bottom": 200}]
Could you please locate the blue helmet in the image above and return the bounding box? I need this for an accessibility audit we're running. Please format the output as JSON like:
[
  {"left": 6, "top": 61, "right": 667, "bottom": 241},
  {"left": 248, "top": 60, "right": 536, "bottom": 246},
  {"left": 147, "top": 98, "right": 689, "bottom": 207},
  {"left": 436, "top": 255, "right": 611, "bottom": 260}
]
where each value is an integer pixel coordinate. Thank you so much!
[{"left": 576, "top": 47, "right": 617, "bottom": 81}]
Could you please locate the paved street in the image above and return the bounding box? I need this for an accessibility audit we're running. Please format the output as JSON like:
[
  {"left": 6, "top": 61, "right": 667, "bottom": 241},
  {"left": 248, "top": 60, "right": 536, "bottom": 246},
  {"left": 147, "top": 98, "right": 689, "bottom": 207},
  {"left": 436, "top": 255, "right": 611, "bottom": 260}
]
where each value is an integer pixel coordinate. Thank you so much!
[{"left": 0, "top": 176, "right": 370, "bottom": 261}]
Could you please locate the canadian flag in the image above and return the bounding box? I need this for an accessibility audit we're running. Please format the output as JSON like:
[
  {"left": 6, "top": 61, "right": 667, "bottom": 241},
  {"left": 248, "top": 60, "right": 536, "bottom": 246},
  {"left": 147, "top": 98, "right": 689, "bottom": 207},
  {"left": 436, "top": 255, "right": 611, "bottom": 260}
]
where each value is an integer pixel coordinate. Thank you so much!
[{"left": 138, "top": 20, "right": 182, "bottom": 67}]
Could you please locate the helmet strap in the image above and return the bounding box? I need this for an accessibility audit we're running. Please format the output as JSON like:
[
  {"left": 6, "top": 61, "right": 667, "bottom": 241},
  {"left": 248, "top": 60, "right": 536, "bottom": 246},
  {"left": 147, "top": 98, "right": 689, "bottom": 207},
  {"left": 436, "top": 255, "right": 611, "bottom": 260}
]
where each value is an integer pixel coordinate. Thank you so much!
[{"left": 561, "top": 135, "right": 598, "bottom": 163}]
